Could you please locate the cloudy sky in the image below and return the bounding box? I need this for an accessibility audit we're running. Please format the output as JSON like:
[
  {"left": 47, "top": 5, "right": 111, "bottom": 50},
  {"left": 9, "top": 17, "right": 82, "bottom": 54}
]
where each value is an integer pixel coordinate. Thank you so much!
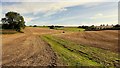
[{"left": 0, "top": 0, "right": 119, "bottom": 26}]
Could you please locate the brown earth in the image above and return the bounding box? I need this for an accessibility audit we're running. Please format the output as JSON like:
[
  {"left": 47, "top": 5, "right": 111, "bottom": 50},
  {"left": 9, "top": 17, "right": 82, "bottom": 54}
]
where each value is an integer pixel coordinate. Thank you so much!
[
  {"left": 2, "top": 27, "right": 63, "bottom": 66},
  {"left": 55, "top": 30, "right": 119, "bottom": 52},
  {"left": 1, "top": 27, "right": 119, "bottom": 66}
]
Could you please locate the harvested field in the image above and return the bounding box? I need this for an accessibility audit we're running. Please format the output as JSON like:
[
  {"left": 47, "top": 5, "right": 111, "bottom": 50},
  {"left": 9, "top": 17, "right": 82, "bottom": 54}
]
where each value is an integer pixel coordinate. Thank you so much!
[
  {"left": 42, "top": 35, "right": 119, "bottom": 67},
  {"left": 54, "top": 30, "right": 119, "bottom": 52},
  {"left": 2, "top": 27, "right": 63, "bottom": 66},
  {"left": 1, "top": 27, "right": 120, "bottom": 67}
]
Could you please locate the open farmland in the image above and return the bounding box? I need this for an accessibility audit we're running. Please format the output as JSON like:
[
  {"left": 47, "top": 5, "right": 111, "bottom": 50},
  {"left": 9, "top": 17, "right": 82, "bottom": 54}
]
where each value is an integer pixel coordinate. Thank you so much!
[
  {"left": 1, "top": 27, "right": 120, "bottom": 67},
  {"left": 54, "top": 30, "right": 119, "bottom": 52}
]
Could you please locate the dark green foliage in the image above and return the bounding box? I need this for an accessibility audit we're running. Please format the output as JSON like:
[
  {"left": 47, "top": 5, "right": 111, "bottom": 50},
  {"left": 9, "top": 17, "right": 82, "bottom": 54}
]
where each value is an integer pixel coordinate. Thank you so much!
[
  {"left": 78, "top": 24, "right": 120, "bottom": 31},
  {"left": 48, "top": 25, "right": 64, "bottom": 29},
  {"left": 114, "top": 24, "right": 120, "bottom": 28},
  {"left": 1, "top": 11, "right": 25, "bottom": 32},
  {"left": 33, "top": 25, "right": 37, "bottom": 27},
  {"left": 48, "top": 25, "right": 55, "bottom": 29},
  {"left": 54, "top": 26, "right": 64, "bottom": 28},
  {"left": 78, "top": 25, "right": 89, "bottom": 29},
  {"left": 102, "top": 24, "right": 120, "bottom": 30},
  {"left": 78, "top": 25, "right": 96, "bottom": 31}
]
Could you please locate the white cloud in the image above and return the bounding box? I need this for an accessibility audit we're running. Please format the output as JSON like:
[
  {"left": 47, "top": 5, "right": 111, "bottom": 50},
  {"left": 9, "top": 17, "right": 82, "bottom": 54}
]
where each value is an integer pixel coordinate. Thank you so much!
[
  {"left": 1, "top": 1, "right": 118, "bottom": 26},
  {"left": 3, "top": 1, "right": 116, "bottom": 17},
  {"left": 43, "top": 8, "right": 67, "bottom": 17},
  {"left": 2, "top": 0, "right": 118, "bottom": 18},
  {"left": 53, "top": 15, "right": 82, "bottom": 22},
  {"left": 97, "top": 13, "right": 103, "bottom": 16},
  {"left": 90, "top": 13, "right": 117, "bottom": 19},
  {"left": 2, "top": 2, "right": 89, "bottom": 17},
  {"left": 3, "top": 2, "right": 104, "bottom": 18},
  {"left": 24, "top": 16, "right": 39, "bottom": 23}
]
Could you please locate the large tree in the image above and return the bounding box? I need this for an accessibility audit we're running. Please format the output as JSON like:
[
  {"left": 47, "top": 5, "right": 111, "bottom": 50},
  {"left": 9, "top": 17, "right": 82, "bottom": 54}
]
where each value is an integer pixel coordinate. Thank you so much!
[{"left": 1, "top": 11, "right": 25, "bottom": 32}]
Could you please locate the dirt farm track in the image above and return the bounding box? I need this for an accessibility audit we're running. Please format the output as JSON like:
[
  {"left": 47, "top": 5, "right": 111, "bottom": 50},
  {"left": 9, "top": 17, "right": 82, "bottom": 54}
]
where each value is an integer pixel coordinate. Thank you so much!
[{"left": 1, "top": 27, "right": 120, "bottom": 67}]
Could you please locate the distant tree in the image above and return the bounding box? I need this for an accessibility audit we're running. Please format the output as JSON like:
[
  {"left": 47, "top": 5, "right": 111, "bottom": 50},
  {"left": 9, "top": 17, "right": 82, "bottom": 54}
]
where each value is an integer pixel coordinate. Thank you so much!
[
  {"left": 90, "top": 25, "right": 95, "bottom": 30},
  {"left": 103, "top": 24, "right": 105, "bottom": 26},
  {"left": 1, "top": 11, "right": 25, "bottom": 32},
  {"left": 106, "top": 24, "right": 108, "bottom": 26},
  {"left": 112, "top": 24, "right": 114, "bottom": 26},
  {"left": 100, "top": 24, "right": 102, "bottom": 26},
  {"left": 81, "top": 25, "right": 89, "bottom": 29},
  {"left": 49, "top": 25, "right": 54, "bottom": 29},
  {"left": 91, "top": 25, "right": 94, "bottom": 27},
  {"left": 114, "top": 24, "right": 120, "bottom": 27},
  {"left": 33, "top": 25, "right": 37, "bottom": 27},
  {"left": 55, "top": 26, "right": 64, "bottom": 28},
  {"left": 78, "top": 26, "right": 82, "bottom": 28}
]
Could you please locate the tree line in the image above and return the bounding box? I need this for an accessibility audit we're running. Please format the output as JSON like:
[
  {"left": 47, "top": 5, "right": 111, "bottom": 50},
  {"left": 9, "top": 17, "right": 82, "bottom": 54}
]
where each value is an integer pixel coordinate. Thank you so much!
[{"left": 78, "top": 24, "right": 120, "bottom": 31}]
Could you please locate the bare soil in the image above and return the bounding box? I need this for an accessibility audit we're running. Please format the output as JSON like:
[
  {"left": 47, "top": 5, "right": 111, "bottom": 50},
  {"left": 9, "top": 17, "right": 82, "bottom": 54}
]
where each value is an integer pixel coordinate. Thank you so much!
[
  {"left": 2, "top": 27, "right": 119, "bottom": 66},
  {"left": 2, "top": 27, "right": 63, "bottom": 66},
  {"left": 55, "top": 30, "right": 119, "bottom": 52}
]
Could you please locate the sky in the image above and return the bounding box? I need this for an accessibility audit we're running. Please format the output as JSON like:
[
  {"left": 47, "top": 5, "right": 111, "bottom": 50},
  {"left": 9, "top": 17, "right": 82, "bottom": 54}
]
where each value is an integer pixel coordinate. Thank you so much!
[{"left": 0, "top": 0, "right": 119, "bottom": 26}]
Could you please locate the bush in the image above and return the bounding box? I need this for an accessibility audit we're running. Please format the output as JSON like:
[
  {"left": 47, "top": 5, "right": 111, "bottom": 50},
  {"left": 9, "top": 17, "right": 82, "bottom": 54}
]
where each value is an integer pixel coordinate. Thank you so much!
[
  {"left": 49, "top": 25, "right": 54, "bottom": 29},
  {"left": 33, "top": 25, "right": 37, "bottom": 27}
]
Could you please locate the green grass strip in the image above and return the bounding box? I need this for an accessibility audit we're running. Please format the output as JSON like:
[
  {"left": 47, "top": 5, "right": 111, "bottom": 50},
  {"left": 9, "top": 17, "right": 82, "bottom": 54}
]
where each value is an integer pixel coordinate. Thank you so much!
[
  {"left": 49, "top": 35, "right": 120, "bottom": 67},
  {"left": 41, "top": 35, "right": 103, "bottom": 67}
]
